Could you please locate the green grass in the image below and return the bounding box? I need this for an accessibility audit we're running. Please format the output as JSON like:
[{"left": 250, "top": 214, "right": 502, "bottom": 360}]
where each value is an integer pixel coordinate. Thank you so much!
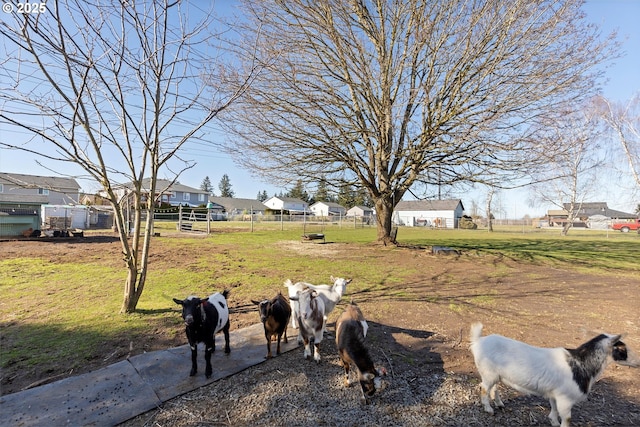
[{"left": 1, "top": 224, "right": 639, "bottom": 390}]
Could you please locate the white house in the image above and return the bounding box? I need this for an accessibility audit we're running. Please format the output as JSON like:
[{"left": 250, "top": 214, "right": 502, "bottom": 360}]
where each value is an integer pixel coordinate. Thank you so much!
[
  {"left": 393, "top": 199, "right": 464, "bottom": 228},
  {"left": 263, "top": 196, "right": 310, "bottom": 214},
  {"left": 309, "top": 201, "right": 346, "bottom": 217},
  {"left": 346, "top": 205, "right": 374, "bottom": 218}
]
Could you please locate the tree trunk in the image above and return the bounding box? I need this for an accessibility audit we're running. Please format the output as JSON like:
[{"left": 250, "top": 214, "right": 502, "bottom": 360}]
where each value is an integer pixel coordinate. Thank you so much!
[
  {"left": 486, "top": 188, "right": 494, "bottom": 232},
  {"left": 374, "top": 196, "right": 396, "bottom": 245}
]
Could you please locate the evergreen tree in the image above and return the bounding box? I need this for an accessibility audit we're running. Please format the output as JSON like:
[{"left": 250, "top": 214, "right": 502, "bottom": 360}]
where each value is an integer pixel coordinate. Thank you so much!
[
  {"left": 200, "top": 176, "right": 214, "bottom": 195},
  {"left": 286, "top": 180, "right": 309, "bottom": 202},
  {"left": 218, "top": 174, "right": 235, "bottom": 197},
  {"left": 337, "top": 183, "right": 354, "bottom": 209},
  {"left": 257, "top": 190, "right": 269, "bottom": 202},
  {"left": 314, "top": 181, "right": 331, "bottom": 202}
]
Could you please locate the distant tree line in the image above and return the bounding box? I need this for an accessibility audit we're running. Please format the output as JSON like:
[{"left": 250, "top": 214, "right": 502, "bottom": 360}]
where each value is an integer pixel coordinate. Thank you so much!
[{"left": 201, "top": 175, "right": 372, "bottom": 210}]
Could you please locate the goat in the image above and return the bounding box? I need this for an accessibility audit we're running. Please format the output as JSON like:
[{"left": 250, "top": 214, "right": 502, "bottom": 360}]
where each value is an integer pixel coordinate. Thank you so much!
[
  {"left": 335, "top": 301, "right": 385, "bottom": 404},
  {"left": 470, "top": 322, "right": 638, "bottom": 427},
  {"left": 251, "top": 292, "right": 291, "bottom": 359},
  {"left": 284, "top": 279, "right": 307, "bottom": 329},
  {"left": 304, "top": 276, "right": 352, "bottom": 333},
  {"left": 290, "top": 288, "right": 325, "bottom": 362},
  {"left": 173, "top": 290, "right": 231, "bottom": 378}
]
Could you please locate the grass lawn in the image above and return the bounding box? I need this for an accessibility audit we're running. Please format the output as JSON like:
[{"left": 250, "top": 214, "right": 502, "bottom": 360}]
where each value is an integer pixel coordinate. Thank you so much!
[{"left": 1, "top": 223, "right": 638, "bottom": 394}]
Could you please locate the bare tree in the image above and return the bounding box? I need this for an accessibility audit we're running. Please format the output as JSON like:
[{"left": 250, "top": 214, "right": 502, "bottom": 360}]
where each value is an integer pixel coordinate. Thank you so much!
[
  {"left": 0, "top": 0, "right": 252, "bottom": 312},
  {"left": 529, "top": 106, "right": 606, "bottom": 235},
  {"left": 221, "top": 0, "right": 618, "bottom": 243},
  {"left": 596, "top": 94, "right": 640, "bottom": 189}
]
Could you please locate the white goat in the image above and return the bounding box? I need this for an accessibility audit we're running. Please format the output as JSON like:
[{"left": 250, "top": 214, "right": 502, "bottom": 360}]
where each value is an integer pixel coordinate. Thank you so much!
[
  {"left": 470, "top": 322, "right": 637, "bottom": 427},
  {"left": 283, "top": 279, "right": 308, "bottom": 329},
  {"left": 304, "top": 276, "right": 352, "bottom": 333}
]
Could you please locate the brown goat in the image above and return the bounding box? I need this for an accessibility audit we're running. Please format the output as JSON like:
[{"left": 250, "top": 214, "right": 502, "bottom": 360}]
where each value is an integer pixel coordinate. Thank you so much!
[{"left": 252, "top": 292, "right": 291, "bottom": 358}]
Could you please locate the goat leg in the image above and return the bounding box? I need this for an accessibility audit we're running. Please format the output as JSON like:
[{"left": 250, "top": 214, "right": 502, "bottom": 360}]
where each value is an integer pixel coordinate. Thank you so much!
[
  {"left": 265, "top": 331, "right": 273, "bottom": 359},
  {"left": 189, "top": 344, "right": 198, "bottom": 377},
  {"left": 204, "top": 345, "right": 213, "bottom": 378},
  {"left": 223, "top": 321, "right": 231, "bottom": 354},
  {"left": 276, "top": 333, "right": 282, "bottom": 356}
]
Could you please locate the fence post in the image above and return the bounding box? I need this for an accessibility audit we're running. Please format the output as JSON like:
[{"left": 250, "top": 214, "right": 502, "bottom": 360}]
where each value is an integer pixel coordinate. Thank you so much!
[{"left": 178, "top": 205, "right": 183, "bottom": 231}]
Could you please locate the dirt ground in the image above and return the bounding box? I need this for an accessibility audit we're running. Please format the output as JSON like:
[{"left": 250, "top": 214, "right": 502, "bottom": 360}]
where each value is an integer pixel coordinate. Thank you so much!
[{"left": 2, "top": 236, "right": 639, "bottom": 426}]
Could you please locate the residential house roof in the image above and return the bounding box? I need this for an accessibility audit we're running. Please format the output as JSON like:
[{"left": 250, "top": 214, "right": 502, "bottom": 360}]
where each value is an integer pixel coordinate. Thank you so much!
[
  {"left": 561, "top": 202, "right": 636, "bottom": 219},
  {"left": 210, "top": 197, "right": 266, "bottom": 214},
  {"left": 395, "top": 199, "right": 464, "bottom": 211},
  {"left": 119, "top": 178, "right": 206, "bottom": 194},
  {"left": 0, "top": 172, "right": 80, "bottom": 192}
]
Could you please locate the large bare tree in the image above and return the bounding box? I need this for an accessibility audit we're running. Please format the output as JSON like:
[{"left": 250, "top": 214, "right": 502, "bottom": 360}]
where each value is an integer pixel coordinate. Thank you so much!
[
  {"left": 0, "top": 0, "right": 252, "bottom": 312},
  {"left": 597, "top": 94, "right": 640, "bottom": 189},
  {"left": 222, "top": 0, "right": 618, "bottom": 243},
  {"left": 529, "top": 106, "right": 607, "bottom": 235}
]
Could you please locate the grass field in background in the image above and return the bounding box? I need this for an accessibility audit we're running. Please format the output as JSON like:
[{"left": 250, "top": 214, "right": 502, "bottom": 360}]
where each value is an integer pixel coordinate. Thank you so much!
[{"left": 1, "top": 223, "right": 638, "bottom": 390}]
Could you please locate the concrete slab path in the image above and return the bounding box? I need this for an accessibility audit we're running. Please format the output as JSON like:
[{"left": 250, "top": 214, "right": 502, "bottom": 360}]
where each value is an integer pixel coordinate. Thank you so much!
[{"left": 1, "top": 323, "right": 300, "bottom": 427}]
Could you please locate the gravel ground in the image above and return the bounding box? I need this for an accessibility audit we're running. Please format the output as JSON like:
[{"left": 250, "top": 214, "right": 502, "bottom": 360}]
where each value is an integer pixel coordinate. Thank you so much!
[{"left": 120, "top": 325, "right": 640, "bottom": 427}]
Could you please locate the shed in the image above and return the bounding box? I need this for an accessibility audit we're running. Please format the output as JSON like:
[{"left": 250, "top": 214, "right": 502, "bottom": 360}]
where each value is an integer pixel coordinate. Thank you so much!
[{"left": 393, "top": 199, "right": 465, "bottom": 228}]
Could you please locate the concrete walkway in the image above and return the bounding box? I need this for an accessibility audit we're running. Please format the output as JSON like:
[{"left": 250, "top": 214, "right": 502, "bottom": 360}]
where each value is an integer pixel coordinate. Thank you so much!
[{"left": 0, "top": 323, "right": 300, "bottom": 427}]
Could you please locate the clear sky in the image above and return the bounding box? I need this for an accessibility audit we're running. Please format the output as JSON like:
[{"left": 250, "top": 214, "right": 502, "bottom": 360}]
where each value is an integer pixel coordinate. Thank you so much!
[{"left": 1, "top": 0, "right": 638, "bottom": 217}]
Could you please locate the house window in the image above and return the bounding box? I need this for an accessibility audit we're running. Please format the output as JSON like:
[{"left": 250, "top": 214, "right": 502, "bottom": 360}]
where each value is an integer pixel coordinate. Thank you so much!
[
  {"left": 198, "top": 194, "right": 205, "bottom": 202},
  {"left": 170, "top": 192, "right": 176, "bottom": 199},
  {"left": 0, "top": 184, "right": 3, "bottom": 193},
  {"left": 38, "top": 188, "right": 49, "bottom": 195},
  {"left": 183, "top": 192, "right": 191, "bottom": 201}
]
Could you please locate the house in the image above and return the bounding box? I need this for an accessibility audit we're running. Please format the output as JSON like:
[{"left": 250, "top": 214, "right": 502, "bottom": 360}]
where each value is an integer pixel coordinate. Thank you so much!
[
  {"left": 346, "top": 205, "right": 374, "bottom": 218},
  {"left": 309, "top": 201, "right": 346, "bottom": 217},
  {"left": 111, "top": 179, "right": 210, "bottom": 207},
  {"left": 0, "top": 172, "right": 81, "bottom": 236},
  {"left": 0, "top": 172, "right": 81, "bottom": 205},
  {"left": 209, "top": 197, "right": 267, "bottom": 216},
  {"left": 263, "top": 196, "right": 310, "bottom": 214},
  {"left": 393, "top": 199, "right": 465, "bottom": 228},
  {"left": 546, "top": 202, "right": 636, "bottom": 227}
]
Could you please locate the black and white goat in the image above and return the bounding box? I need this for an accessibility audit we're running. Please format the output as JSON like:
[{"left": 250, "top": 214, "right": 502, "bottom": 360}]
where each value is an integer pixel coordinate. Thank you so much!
[
  {"left": 252, "top": 292, "right": 291, "bottom": 359},
  {"left": 335, "top": 301, "right": 386, "bottom": 404},
  {"left": 470, "top": 322, "right": 638, "bottom": 427},
  {"left": 173, "top": 290, "right": 231, "bottom": 378}
]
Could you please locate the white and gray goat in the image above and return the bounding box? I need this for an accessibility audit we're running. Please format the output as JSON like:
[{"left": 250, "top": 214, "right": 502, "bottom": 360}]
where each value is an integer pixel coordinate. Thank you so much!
[
  {"left": 470, "top": 322, "right": 638, "bottom": 427},
  {"left": 303, "top": 276, "right": 351, "bottom": 333},
  {"left": 289, "top": 288, "right": 325, "bottom": 362}
]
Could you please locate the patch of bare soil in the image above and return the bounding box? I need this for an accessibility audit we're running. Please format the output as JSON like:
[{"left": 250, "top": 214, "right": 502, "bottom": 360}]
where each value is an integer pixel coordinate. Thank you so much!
[{"left": 2, "top": 236, "right": 639, "bottom": 426}]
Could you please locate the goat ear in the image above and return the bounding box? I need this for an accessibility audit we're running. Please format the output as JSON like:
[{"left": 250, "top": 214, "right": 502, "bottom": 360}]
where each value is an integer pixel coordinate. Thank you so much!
[
  {"left": 610, "top": 334, "right": 623, "bottom": 344},
  {"left": 251, "top": 300, "right": 261, "bottom": 305},
  {"left": 362, "top": 372, "right": 375, "bottom": 381},
  {"left": 330, "top": 275, "right": 336, "bottom": 282},
  {"left": 376, "top": 367, "right": 387, "bottom": 377},
  {"left": 173, "top": 298, "right": 183, "bottom": 305},
  {"left": 290, "top": 296, "right": 298, "bottom": 301},
  {"left": 346, "top": 279, "right": 352, "bottom": 284}
]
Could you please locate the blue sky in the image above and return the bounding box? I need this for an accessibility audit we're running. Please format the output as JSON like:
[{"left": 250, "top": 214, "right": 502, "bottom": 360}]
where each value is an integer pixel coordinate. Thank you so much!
[{"left": 1, "top": 0, "right": 638, "bottom": 216}]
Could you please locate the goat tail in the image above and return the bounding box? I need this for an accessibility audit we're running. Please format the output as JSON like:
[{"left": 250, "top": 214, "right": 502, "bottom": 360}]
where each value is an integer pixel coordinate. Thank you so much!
[{"left": 469, "top": 322, "right": 484, "bottom": 344}]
